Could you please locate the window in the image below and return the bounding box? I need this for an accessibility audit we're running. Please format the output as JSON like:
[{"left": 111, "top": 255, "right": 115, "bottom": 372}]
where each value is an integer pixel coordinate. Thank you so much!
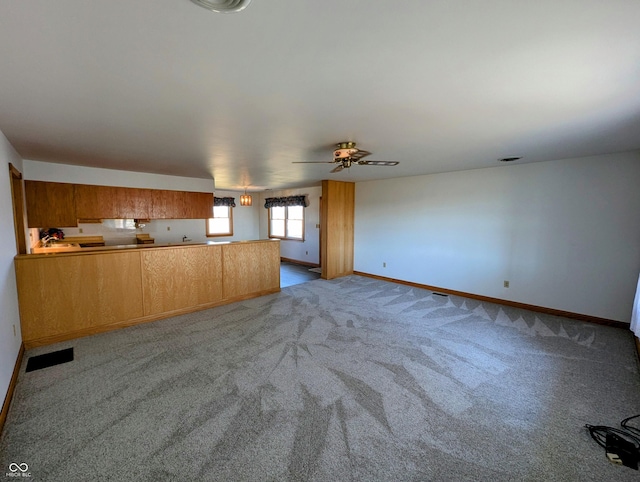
[
  {"left": 206, "top": 205, "right": 233, "bottom": 237},
  {"left": 269, "top": 205, "right": 304, "bottom": 240}
]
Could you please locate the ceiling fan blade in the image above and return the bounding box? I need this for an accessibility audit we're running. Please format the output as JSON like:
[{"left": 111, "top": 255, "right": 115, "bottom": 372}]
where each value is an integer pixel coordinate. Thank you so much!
[
  {"left": 330, "top": 164, "right": 344, "bottom": 173},
  {"left": 349, "top": 150, "right": 371, "bottom": 161},
  {"left": 292, "top": 161, "right": 336, "bottom": 164},
  {"left": 357, "top": 160, "right": 399, "bottom": 166}
]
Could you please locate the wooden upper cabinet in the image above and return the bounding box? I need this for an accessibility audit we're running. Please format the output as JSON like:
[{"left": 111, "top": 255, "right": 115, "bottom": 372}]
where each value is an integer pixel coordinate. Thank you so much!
[
  {"left": 168, "top": 190, "right": 187, "bottom": 219},
  {"left": 28, "top": 181, "right": 212, "bottom": 223},
  {"left": 115, "top": 187, "right": 152, "bottom": 219},
  {"left": 189, "top": 192, "right": 214, "bottom": 219},
  {"left": 150, "top": 189, "right": 171, "bottom": 219},
  {"left": 76, "top": 185, "right": 153, "bottom": 219},
  {"left": 25, "top": 181, "right": 78, "bottom": 228},
  {"left": 151, "top": 190, "right": 213, "bottom": 219},
  {"left": 75, "top": 184, "right": 118, "bottom": 219}
]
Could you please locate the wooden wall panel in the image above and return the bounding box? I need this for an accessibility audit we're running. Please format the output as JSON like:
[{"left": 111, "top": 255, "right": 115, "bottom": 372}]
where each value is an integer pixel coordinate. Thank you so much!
[
  {"left": 141, "top": 245, "right": 223, "bottom": 316},
  {"left": 222, "top": 241, "right": 280, "bottom": 298},
  {"left": 321, "top": 180, "right": 355, "bottom": 280},
  {"left": 15, "top": 251, "right": 144, "bottom": 341}
]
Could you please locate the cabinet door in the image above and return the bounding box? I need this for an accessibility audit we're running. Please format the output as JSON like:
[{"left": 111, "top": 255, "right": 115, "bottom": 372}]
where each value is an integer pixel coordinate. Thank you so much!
[
  {"left": 25, "top": 181, "right": 77, "bottom": 228},
  {"left": 79, "top": 184, "right": 212, "bottom": 220},
  {"left": 188, "top": 192, "right": 214, "bottom": 219},
  {"left": 76, "top": 185, "right": 152, "bottom": 219},
  {"left": 169, "top": 191, "right": 188, "bottom": 218},
  {"left": 150, "top": 189, "right": 171, "bottom": 219},
  {"left": 75, "top": 184, "right": 119, "bottom": 219},
  {"left": 173, "top": 192, "right": 214, "bottom": 219},
  {"left": 116, "top": 187, "right": 152, "bottom": 219},
  {"left": 151, "top": 189, "right": 198, "bottom": 219}
]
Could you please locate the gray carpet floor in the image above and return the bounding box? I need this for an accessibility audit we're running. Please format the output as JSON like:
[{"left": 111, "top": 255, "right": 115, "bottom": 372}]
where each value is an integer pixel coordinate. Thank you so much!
[{"left": 2, "top": 275, "right": 640, "bottom": 481}]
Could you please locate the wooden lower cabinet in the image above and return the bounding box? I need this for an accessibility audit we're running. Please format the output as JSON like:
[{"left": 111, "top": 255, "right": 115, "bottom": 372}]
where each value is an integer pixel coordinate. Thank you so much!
[{"left": 15, "top": 240, "right": 280, "bottom": 347}]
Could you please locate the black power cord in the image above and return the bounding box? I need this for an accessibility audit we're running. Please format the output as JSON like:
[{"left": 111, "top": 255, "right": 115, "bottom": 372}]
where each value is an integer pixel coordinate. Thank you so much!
[
  {"left": 586, "top": 415, "right": 640, "bottom": 470},
  {"left": 621, "top": 414, "right": 640, "bottom": 437}
]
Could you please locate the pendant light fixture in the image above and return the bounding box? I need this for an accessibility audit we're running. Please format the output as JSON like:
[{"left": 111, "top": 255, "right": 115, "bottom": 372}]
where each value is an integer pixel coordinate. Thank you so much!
[{"left": 240, "top": 188, "right": 252, "bottom": 206}]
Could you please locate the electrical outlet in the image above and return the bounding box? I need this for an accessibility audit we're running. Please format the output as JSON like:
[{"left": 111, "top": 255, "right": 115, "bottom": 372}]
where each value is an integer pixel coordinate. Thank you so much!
[
  {"left": 167, "top": 226, "right": 171, "bottom": 231},
  {"left": 305, "top": 251, "right": 308, "bottom": 255},
  {"left": 383, "top": 262, "right": 387, "bottom": 268},
  {"left": 79, "top": 228, "right": 83, "bottom": 233},
  {"left": 504, "top": 280, "right": 510, "bottom": 288}
]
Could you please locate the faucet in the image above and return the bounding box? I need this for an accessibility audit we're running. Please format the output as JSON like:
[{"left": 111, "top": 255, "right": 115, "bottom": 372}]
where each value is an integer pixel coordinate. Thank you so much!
[{"left": 182, "top": 235, "right": 191, "bottom": 242}]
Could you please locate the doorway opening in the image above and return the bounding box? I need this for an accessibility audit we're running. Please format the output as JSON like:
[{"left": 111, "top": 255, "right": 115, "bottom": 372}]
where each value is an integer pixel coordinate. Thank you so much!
[{"left": 9, "top": 164, "right": 27, "bottom": 255}]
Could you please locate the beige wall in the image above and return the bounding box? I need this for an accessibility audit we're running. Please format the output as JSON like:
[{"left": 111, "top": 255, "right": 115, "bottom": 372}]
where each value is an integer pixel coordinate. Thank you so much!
[
  {"left": 355, "top": 150, "right": 640, "bottom": 323},
  {"left": 0, "top": 129, "right": 24, "bottom": 404}
]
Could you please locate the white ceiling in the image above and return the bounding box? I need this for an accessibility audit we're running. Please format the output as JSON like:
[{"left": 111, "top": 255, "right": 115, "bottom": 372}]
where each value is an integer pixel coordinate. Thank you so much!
[{"left": 1, "top": 1, "right": 639, "bottom": 191}]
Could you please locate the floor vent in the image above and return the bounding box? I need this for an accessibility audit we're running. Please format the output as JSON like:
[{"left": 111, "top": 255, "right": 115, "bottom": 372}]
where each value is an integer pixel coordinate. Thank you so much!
[
  {"left": 26, "top": 348, "right": 74, "bottom": 372},
  {"left": 433, "top": 292, "right": 449, "bottom": 297}
]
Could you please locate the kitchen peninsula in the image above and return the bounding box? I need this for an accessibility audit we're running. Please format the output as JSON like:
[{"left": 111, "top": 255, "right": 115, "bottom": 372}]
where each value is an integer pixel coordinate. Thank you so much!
[{"left": 15, "top": 239, "right": 280, "bottom": 348}]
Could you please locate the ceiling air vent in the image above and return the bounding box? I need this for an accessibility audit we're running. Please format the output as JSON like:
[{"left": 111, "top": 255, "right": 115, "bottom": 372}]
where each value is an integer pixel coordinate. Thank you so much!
[
  {"left": 499, "top": 157, "right": 522, "bottom": 162},
  {"left": 190, "top": 0, "right": 251, "bottom": 13}
]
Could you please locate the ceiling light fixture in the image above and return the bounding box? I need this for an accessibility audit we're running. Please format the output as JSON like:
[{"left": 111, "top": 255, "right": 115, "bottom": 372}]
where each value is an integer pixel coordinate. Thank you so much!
[
  {"left": 240, "top": 188, "right": 252, "bottom": 206},
  {"left": 190, "top": 0, "right": 252, "bottom": 13}
]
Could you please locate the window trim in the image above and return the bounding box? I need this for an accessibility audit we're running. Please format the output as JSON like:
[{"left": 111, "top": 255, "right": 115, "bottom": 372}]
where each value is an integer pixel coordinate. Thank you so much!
[
  {"left": 268, "top": 205, "right": 305, "bottom": 241},
  {"left": 206, "top": 205, "right": 234, "bottom": 237}
]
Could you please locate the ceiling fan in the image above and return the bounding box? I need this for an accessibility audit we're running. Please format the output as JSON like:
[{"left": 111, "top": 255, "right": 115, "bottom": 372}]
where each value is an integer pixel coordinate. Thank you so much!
[{"left": 293, "top": 142, "right": 399, "bottom": 173}]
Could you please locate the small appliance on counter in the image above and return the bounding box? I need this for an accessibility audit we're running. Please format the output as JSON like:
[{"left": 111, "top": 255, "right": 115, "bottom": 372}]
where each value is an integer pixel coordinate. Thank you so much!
[{"left": 136, "top": 234, "right": 155, "bottom": 244}]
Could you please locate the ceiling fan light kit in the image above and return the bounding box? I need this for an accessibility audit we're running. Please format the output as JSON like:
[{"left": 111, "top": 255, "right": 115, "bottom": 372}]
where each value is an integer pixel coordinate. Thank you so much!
[
  {"left": 334, "top": 141, "right": 358, "bottom": 159},
  {"left": 190, "top": 0, "right": 252, "bottom": 13}
]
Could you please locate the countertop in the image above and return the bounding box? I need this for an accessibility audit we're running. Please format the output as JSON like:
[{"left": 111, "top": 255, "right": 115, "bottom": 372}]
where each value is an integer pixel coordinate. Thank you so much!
[{"left": 18, "top": 239, "right": 279, "bottom": 259}]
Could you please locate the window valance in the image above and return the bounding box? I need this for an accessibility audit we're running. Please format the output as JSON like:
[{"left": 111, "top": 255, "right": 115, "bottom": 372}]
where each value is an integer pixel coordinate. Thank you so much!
[
  {"left": 264, "top": 195, "right": 308, "bottom": 209},
  {"left": 214, "top": 197, "right": 236, "bottom": 208}
]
